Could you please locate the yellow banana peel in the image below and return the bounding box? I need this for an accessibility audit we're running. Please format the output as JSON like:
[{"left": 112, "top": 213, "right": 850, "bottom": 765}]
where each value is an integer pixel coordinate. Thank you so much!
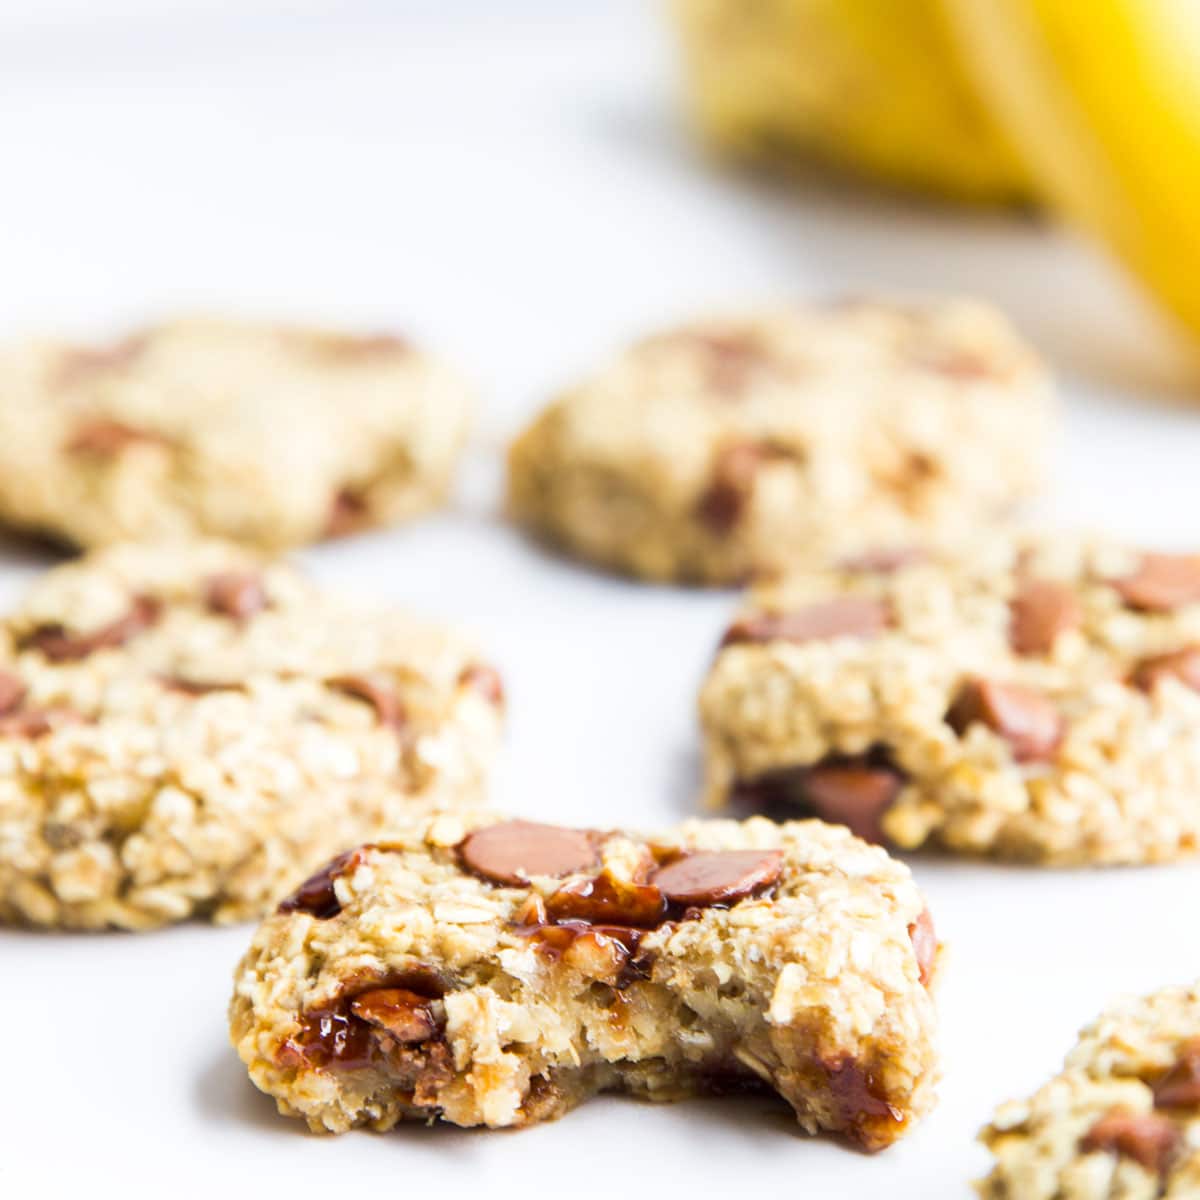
[
  {"left": 940, "top": 0, "right": 1200, "bottom": 342},
  {"left": 672, "top": 0, "right": 1031, "bottom": 204}
]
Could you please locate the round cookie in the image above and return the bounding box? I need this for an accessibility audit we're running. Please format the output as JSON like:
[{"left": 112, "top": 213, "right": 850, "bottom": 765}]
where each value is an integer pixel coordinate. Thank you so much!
[
  {"left": 508, "top": 298, "right": 1053, "bottom": 584},
  {"left": 0, "top": 317, "right": 472, "bottom": 549},
  {"left": 230, "top": 812, "right": 939, "bottom": 1147},
  {"left": 0, "top": 542, "right": 503, "bottom": 930},
  {"left": 979, "top": 985, "right": 1200, "bottom": 1197},
  {"left": 701, "top": 535, "right": 1200, "bottom": 865}
]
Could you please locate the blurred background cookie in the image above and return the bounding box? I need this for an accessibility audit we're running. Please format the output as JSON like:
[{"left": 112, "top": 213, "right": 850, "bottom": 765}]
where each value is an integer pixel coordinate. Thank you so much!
[
  {"left": 0, "top": 317, "right": 472, "bottom": 550},
  {"left": 509, "top": 298, "right": 1053, "bottom": 584},
  {"left": 978, "top": 983, "right": 1200, "bottom": 1196},
  {"left": 701, "top": 533, "right": 1200, "bottom": 864}
]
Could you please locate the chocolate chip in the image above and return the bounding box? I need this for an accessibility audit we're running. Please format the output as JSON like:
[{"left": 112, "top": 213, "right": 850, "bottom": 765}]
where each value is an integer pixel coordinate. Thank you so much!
[
  {"left": 544, "top": 871, "right": 666, "bottom": 928},
  {"left": 328, "top": 674, "right": 405, "bottom": 729},
  {"left": 458, "top": 664, "right": 505, "bottom": 707},
  {"left": 839, "top": 547, "right": 930, "bottom": 574},
  {"left": 797, "top": 759, "right": 905, "bottom": 844},
  {"left": 909, "top": 344, "right": 1002, "bottom": 381},
  {"left": 0, "top": 707, "right": 79, "bottom": 739},
  {"left": 459, "top": 820, "right": 599, "bottom": 886},
  {"left": 721, "top": 597, "right": 889, "bottom": 648},
  {"left": 0, "top": 670, "right": 27, "bottom": 716},
  {"left": 908, "top": 909, "right": 936, "bottom": 988},
  {"left": 947, "top": 678, "right": 1063, "bottom": 762},
  {"left": 204, "top": 571, "right": 268, "bottom": 621},
  {"left": 1081, "top": 1108, "right": 1180, "bottom": 1173},
  {"left": 651, "top": 849, "right": 782, "bottom": 908},
  {"left": 325, "top": 487, "right": 371, "bottom": 538},
  {"left": 1130, "top": 647, "right": 1200, "bottom": 695},
  {"left": 54, "top": 335, "right": 147, "bottom": 388},
  {"left": 65, "top": 418, "right": 163, "bottom": 457},
  {"left": 159, "top": 675, "right": 243, "bottom": 696},
  {"left": 277, "top": 846, "right": 372, "bottom": 918},
  {"left": 1154, "top": 1039, "right": 1200, "bottom": 1108},
  {"left": 20, "top": 596, "right": 161, "bottom": 662},
  {"left": 1009, "top": 580, "right": 1082, "bottom": 656},
  {"left": 349, "top": 988, "right": 438, "bottom": 1044},
  {"left": 692, "top": 331, "right": 771, "bottom": 393},
  {"left": 1113, "top": 554, "right": 1200, "bottom": 613},
  {"left": 695, "top": 442, "right": 767, "bottom": 535}
]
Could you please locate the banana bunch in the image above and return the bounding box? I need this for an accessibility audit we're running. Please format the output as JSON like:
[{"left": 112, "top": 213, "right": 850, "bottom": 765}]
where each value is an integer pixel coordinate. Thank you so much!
[{"left": 673, "top": 0, "right": 1200, "bottom": 344}]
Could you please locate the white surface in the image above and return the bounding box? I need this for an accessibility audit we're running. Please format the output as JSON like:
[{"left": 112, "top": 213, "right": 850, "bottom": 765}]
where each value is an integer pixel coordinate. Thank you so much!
[{"left": 3, "top": 3, "right": 1200, "bottom": 1197}]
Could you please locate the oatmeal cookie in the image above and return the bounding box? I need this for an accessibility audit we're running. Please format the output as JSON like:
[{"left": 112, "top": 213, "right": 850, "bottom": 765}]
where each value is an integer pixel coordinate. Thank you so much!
[
  {"left": 0, "top": 317, "right": 472, "bottom": 549},
  {"left": 230, "top": 812, "right": 940, "bottom": 1148},
  {"left": 507, "top": 298, "right": 1052, "bottom": 583},
  {"left": 701, "top": 535, "right": 1200, "bottom": 864},
  {"left": 0, "top": 542, "right": 502, "bottom": 929},
  {"left": 978, "top": 985, "right": 1200, "bottom": 1198}
]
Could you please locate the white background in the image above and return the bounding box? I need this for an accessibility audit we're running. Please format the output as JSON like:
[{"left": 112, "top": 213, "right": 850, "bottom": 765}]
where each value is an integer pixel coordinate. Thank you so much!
[{"left": 2, "top": 3, "right": 1200, "bottom": 1197}]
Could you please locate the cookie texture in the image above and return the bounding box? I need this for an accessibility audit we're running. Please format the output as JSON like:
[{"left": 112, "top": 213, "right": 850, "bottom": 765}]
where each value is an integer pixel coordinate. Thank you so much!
[
  {"left": 700, "top": 535, "right": 1200, "bottom": 865},
  {"left": 0, "top": 543, "right": 502, "bottom": 930},
  {"left": 508, "top": 298, "right": 1052, "bottom": 583},
  {"left": 0, "top": 317, "right": 472, "bottom": 549},
  {"left": 230, "top": 812, "right": 940, "bottom": 1148},
  {"left": 978, "top": 985, "right": 1200, "bottom": 1198}
]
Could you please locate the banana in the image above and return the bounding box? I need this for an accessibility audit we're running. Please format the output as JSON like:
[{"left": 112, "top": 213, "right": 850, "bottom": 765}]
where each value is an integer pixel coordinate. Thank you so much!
[
  {"left": 672, "top": 0, "right": 1031, "bottom": 203},
  {"left": 940, "top": 0, "right": 1200, "bottom": 341}
]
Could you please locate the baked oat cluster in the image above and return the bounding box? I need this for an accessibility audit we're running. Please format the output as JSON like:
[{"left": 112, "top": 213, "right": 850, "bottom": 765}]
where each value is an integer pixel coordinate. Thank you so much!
[
  {"left": 0, "top": 316, "right": 472, "bottom": 549},
  {"left": 507, "top": 298, "right": 1052, "bottom": 583},
  {"left": 978, "top": 985, "right": 1200, "bottom": 1198},
  {"left": 0, "top": 542, "right": 503, "bottom": 929},
  {"left": 701, "top": 535, "right": 1200, "bottom": 864},
  {"left": 230, "top": 812, "right": 940, "bottom": 1148}
]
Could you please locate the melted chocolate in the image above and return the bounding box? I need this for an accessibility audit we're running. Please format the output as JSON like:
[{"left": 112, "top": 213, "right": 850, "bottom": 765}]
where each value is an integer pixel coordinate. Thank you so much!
[
  {"left": 277, "top": 846, "right": 374, "bottom": 918},
  {"left": 279, "top": 970, "right": 447, "bottom": 1073}
]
